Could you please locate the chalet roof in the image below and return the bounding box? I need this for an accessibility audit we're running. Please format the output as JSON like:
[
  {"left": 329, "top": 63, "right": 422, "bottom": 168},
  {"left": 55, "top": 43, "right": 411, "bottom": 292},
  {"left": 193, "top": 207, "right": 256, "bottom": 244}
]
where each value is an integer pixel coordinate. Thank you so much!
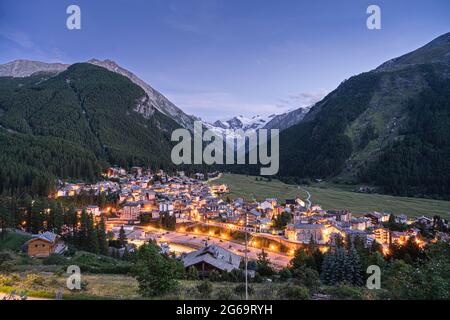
[
  {"left": 181, "top": 245, "right": 241, "bottom": 272},
  {"left": 28, "top": 231, "right": 59, "bottom": 244}
]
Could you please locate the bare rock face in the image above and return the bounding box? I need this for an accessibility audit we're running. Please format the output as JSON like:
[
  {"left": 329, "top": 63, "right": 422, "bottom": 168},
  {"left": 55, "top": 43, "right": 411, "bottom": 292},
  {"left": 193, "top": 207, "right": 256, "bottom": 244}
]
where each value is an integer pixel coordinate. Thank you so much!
[
  {"left": 87, "top": 59, "right": 196, "bottom": 129},
  {"left": 0, "top": 60, "right": 69, "bottom": 77},
  {"left": 0, "top": 58, "right": 197, "bottom": 129},
  {"left": 263, "top": 107, "right": 311, "bottom": 130}
]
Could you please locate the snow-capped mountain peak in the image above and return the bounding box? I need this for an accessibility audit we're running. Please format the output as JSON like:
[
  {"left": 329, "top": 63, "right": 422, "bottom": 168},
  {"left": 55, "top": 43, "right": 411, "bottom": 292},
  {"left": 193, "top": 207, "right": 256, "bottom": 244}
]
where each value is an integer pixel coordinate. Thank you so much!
[{"left": 211, "top": 114, "right": 272, "bottom": 131}]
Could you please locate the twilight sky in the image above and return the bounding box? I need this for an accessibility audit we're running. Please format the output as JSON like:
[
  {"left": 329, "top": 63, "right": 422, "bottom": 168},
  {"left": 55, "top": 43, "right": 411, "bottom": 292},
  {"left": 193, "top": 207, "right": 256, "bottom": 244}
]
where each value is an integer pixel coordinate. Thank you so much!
[{"left": 0, "top": 0, "right": 449, "bottom": 121}]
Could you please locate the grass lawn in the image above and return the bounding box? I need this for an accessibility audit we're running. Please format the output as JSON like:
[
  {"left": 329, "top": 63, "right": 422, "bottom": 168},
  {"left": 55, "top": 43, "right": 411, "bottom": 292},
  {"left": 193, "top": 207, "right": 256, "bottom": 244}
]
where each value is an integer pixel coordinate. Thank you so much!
[
  {"left": 0, "top": 232, "right": 31, "bottom": 251},
  {"left": 211, "top": 174, "right": 450, "bottom": 217},
  {"left": 0, "top": 271, "right": 286, "bottom": 300}
]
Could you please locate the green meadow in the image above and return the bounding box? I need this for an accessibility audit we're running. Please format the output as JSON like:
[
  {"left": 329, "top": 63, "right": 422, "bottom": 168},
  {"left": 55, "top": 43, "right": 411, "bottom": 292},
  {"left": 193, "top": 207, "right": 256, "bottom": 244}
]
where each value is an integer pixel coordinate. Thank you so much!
[{"left": 211, "top": 174, "right": 450, "bottom": 217}]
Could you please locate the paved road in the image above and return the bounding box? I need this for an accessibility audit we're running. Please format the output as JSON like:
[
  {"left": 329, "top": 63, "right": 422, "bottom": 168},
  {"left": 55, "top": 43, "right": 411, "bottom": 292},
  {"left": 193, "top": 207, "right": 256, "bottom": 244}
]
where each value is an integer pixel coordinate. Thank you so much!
[
  {"left": 298, "top": 186, "right": 312, "bottom": 208},
  {"left": 140, "top": 226, "right": 291, "bottom": 269}
]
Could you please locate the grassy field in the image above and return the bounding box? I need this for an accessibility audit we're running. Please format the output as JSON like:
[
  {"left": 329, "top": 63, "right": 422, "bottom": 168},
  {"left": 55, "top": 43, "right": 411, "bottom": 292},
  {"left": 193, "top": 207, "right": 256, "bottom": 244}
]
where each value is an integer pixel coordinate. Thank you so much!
[
  {"left": 211, "top": 174, "right": 450, "bottom": 217},
  {"left": 0, "top": 271, "right": 291, "bottom": 300}
]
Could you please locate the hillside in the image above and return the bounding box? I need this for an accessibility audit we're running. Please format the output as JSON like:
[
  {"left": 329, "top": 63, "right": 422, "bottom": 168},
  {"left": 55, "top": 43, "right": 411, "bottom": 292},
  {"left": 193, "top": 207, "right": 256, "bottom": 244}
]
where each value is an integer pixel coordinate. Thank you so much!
[
  {"left": 87, "top": 59, "right": 197, "bottom": 129},
  {"left": 278, "top": 32, "right": 450, "bottom": 199},
  {"left": 211, "top": 174, "right": 450, "bottom": 217},
  {"left": 0, "top": 63, "right": 179, "bottom": 195}
]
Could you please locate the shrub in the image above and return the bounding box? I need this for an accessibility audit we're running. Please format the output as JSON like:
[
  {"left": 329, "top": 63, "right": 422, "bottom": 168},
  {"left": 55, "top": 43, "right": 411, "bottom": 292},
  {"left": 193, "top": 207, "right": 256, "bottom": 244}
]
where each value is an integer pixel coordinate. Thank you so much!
[
  {"left": 292, "top": 267, "right": 320, "bottom": 291},
  {"left": 0, "top": 251, "right": 14, "bottom": 264},
  {"left": 0, "top": 260, "right": 15, "bottom": 272},
  {"left": 186, "top": 266, "right": 199, "bottom": 280},
  {"left": 70, "top": 252, "right": 132, "bottom": 274},
  {"left": 0, "top": 275, "right": 16, "bottom": 286},
  {"left": 17, "top": 255, "right": 33, "bottom": 265},
  {"left": 43, "top": 254, "right": 67, "bottom": 265},
  {"left": 278, "top": 285, "right": 310, "bottom": 300},
  {"left": 196, "top": 281, "right": 213, "bottom": 298},
  {"left": 279, "top": 268, "right": 292, "bottom": 281},
  {"left": 24, "top": 274, "right": 45, "bottom": 287},
  {"left": 209, "top": 270, "right": 221, "bottom": 282},
  {"left": 215, "top": 288, "right": 235, "bottom": 300},
  {"left": 324, "top": 284, "right": 364, "bottom": 300},
  {"left": 234, "top": 283, "right": 254, "bottom": 296}
]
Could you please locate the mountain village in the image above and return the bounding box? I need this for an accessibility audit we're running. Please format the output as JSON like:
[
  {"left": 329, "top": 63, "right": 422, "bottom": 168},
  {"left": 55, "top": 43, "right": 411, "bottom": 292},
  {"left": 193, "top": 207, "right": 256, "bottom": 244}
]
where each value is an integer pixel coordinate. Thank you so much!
[{"left": 33, "top": 167, "right": 447, "bottom": 274}]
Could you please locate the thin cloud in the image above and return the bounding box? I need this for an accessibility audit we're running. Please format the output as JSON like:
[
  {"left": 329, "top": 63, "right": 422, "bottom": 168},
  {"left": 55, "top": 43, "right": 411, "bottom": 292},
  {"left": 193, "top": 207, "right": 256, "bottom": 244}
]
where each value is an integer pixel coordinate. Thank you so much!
[
  {"left": 165, "top": 90, "right": 276, "bottom": 122},
  {"left": 0, "top": 27, "right": 69, "bottom": 63},
  {"left": 277, "top": 89, "right": 328, "bottom": 110},
  {"left": 0, "top": 29, "right": 34, "bottom": 49}
]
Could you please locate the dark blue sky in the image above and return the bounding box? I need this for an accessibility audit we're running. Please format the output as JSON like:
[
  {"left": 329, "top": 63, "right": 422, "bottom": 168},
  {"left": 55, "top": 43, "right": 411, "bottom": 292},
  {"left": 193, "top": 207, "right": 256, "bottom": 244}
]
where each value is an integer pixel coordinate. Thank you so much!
[{"left": 1, "top": 0, "right": 449, "bottom": 121}]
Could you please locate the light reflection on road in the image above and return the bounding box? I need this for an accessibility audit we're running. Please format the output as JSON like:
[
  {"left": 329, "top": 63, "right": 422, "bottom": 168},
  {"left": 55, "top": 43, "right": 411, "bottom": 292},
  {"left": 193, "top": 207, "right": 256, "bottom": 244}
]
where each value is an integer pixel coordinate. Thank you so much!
[{"left": 137, "top": 226, "right": 290, "bottom": 268}]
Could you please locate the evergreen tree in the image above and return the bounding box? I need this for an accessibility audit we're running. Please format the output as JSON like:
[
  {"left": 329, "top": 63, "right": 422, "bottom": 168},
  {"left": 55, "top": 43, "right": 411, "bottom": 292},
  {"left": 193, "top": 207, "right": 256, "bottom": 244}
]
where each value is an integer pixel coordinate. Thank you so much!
[
  {"left": 118, "top": 225, "right": 127, "bottom": 248},
  {"left": 334, "top": 247, "right": 347, "bottom": 284},
  {"left": 289, "top": 248, "right": 317, "bottom": 271},
  {"left": 77, "top": 209, "right": 89, "bottom": 248},
  {"left": 320, "top": 251, "right": 336, "bottom": 285},
  {"left": 86, "top": 213, "right": 99, "bottom": 254},
  {"left": 96, "top": 216, "right": 109, "bottom": 255},
  {"left": 347, "top": 246, "right": 364, "bottom": 286},
  {"left": 257, "top": 249, "right": 274, "bottom": 277},
  {"left": 20, "top": 195, "right": 33, "bottom": 233},
  {"left": 51, "top": 202, "right": 64, "bottom": 234},
  {"left": 132, "top": 241, "right": 183, "bottom": 297},
  {"left": 30, "top": 199, "right": 45, "bottom": 233},
  {"left": 65, "top": 205, "right": 78, "bottom": 239},
  {"left": 0, "top": 198, "right": 14, "bottom": 239}
]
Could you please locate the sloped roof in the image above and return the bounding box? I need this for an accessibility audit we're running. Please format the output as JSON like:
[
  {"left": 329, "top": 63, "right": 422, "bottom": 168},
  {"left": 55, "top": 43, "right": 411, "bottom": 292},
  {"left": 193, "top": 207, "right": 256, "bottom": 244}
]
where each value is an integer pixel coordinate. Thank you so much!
[
  {"left": 292, "top": 223, "right": 324, "bottom": 230},
  {"left": 28, "top": 231, "right": 59, "bottom": 244},
  {"left": 182, "top": 245, "right": 241, "bottom": 272}
]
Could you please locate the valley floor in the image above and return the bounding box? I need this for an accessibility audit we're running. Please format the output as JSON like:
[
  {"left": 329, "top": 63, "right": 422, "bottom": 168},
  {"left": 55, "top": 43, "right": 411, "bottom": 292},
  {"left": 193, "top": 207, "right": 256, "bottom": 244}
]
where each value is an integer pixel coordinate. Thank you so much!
[{"left": 212, "top": 174, "right": 450, "bottom": 217}]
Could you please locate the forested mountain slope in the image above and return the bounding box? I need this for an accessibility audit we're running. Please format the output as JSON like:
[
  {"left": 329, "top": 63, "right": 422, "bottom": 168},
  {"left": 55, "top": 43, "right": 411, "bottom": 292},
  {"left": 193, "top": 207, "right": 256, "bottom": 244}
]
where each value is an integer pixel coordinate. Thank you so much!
[
  {"left": 278, "top": 32, "right": 450, "bottom": 199},
  {"left": 0, "top": 63, "right": 179, "bottom": 195}
]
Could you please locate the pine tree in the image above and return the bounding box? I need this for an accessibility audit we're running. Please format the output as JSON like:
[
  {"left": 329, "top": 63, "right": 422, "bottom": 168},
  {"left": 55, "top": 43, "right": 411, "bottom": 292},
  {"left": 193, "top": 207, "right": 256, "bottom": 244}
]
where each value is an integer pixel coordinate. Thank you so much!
[
  {"left": 86, "top": 213, "right": 99, "bottom": 254},
  {"left": 78, "top": 209, "right": 89, "bottom": 249},
  {"left": 343, "top": 248, "right": 355, "bottom": 284},
  {"left": 334, "top": 247, "right": 347, "bottom": 284},
  {"left": 320, "top": 251, "right": 336, "bottom": 285},
  {"left": 66, "top": 205, "right": 78, "bottom": 239},
  {"left": 96, "top": 216, "right": 109, "bottom": 255},
  {"left": 118, "top": 225, "right": 127, "bottom": 248},
  {"left": 20, "top": 195, "right": 33, "bottom": 233},
  {"left": 257, "top": 249, "right": 274, "bottom": 276},
  {"left": 347, "top": 246, "right": 364, "bottom": 286},
  {"left": 0, "top": 198, "right": 14, "bottom": 240},
  {"left": 30, "top": 199, "right": 45, "bottom": 234},
  {"left": 49, "top": 201, "right": 64, "bottom": 234}
]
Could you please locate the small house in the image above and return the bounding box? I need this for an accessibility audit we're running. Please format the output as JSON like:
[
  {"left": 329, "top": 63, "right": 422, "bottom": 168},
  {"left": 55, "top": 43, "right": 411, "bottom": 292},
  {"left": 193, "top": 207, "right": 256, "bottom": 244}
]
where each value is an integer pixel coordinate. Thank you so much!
[
  {"left": 181, "top": 245, "right": 242, "bottom": 277},
  {"left": 25, "top": 232, "right": 66, "bottom": 258}
]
